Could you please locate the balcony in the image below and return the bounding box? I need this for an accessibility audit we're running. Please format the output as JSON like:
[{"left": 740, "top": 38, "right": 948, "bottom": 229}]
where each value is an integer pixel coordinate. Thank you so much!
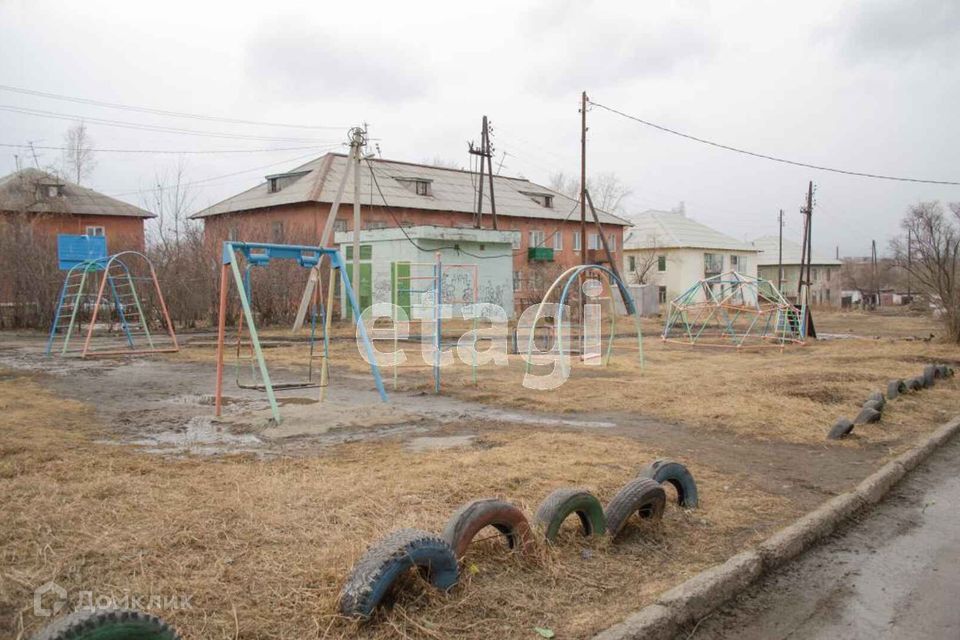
[{"left": 527, "top": 247, "right": 554, "bottom": 262}]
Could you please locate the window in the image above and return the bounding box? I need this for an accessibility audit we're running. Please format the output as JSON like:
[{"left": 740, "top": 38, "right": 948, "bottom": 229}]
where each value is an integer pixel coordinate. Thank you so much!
[
  {"left": 510, "top": 231, "right": 522, "bottom": 250},
  {"left": 588, "top": 233, "right": 601, "bottom": 250},
  {"left": 704, "top": 253, "right": 723, "bottom": 275},
  {"left": 272, "top": 221, "right": 284, "bottom": 243},
  {"left": 730, "top": 255, "right": 739, "bottom": 271},
  {"left": 85, "top": 225, "right": 105, "bottom": 237},
  {"left": 529, "top": 229, "right": 545, "bottom": 248},
  {"left": 608, "top": 234, "right": 616, "bottom": 251},
  {"left": 364, "top": 221, "right": 387, "bottom": 230},
  {"left": 826, "top": 269, "right": 832, "bottom": 282},
  {"left": 658, "top": 286, "right": 667, "bottom": 304},
  {"left": 333, "top": 219, "right": 347, "bottom": 233},
  {"left": 657, "top": 255, "right": 667, "bottom": 272},
  {"left": 513, "top": 271, "right": 521, "bottom": 291},
  {"left": 543, "top": 195, "right": 553, "bottom": 208},
  {"left": 268, "top": 177, "right": 280, "bottom": 193},
  {"left": 628, "top": 255, "right": 637, "bottom": 271},
  {"left": 415, "top": 180, "right": 430, "bottom": 196},
  {"left": 553, "top": 231, "right": 563, "bottom": 251},
  {"left": 521, "top": 191, "right": 554, "bottom": 208},
  {"left": 228, "top": 227, "right": 239, "bottom": 241},
  {"left": 573, "top": 233, "right": 581, "bottom": 251},
  {"left": 811, "top": 268, "right": 820, "bottom": 281}
]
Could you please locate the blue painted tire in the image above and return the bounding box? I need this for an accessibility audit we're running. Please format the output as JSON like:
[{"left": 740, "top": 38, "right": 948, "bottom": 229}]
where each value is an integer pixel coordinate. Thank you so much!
[
  {"left": 339, "top": 528, "right": 458, "bottom": 620},
  {"left": 638, "top": 459, "right": 699, "bottom": 508},
  {"left": 32, "top": 609, "right": 180, "bottom": 640}
]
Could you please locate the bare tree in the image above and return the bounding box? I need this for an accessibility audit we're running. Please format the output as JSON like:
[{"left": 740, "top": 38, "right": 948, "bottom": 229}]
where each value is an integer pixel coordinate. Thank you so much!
[
  {"left": 890, "top": 201, "right": 960, "bottom": 341},
  {"left": 62, "top": 122, "right": 96, "bottom": 185},
  {"left": 547, "top": 170, "right": 632, "bottom": 213},
  {"left": 424, "top": 157, "right": 463, "bottom": 170}
]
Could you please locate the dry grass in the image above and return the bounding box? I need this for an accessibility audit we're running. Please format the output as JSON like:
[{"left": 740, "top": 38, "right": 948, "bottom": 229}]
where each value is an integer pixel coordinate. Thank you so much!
[
  {"left": 0, "top": 370, "right": 795, "bottom": 640},
  {"left": 175, "top": 311, "right": 960, "bottom": 446}
]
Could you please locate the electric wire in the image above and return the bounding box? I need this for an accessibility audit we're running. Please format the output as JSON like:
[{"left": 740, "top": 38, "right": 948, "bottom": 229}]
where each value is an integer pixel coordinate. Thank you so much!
[
  {"left": 589, "top": 100, "right": 960, "bottom": 186},
  {"left": 0, "top": 105, "right": 340, "bottom": 143},
  {"left": 0, "top": 142, "right": 325, "bottom": 155},
  {"left": 0, "top": 84, "right": 346, "bottom": 130}
]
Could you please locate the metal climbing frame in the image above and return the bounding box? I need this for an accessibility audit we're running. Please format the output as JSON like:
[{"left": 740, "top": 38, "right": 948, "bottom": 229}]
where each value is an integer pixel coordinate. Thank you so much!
[
  {"left": 214, "top": 241, "right": 387, "bottom": 424},
  {"left": 46, "top": 251, "right": 179, "bottom": 358},
  {"left": 524, "top": 265, "right": 644, "bottom": 377},
  {"left": 391, "top": 253, "right": 479, "bottom": 393},
  {"left": 661, "top": 271, "right": 806, "bottom": 348}
]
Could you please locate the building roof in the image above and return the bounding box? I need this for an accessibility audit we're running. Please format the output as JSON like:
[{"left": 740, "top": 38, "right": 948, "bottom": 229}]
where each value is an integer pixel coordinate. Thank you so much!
[
  {"left": 622, "top": 210, "right": 757, "bottom": 252},
  {"left": 751, "top": 235, "right": 842, "bottom": 266},
  {"left": 0, "top": 168, "right": 154, "bottom": 218},
  {"left": 191, "top": 153, "right": 629, "bottom": 226}
]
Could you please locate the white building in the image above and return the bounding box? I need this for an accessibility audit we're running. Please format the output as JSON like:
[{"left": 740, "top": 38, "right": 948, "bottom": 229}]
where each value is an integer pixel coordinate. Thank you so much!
[
  {"left": 751, "top": 236, "right": 842, "bottom": 306},
  {"left": 335, "top": 225, "right": 516, "bottom": 320},
  {"left": 621, "top": 210, "right": 759, "bottom": 303}
]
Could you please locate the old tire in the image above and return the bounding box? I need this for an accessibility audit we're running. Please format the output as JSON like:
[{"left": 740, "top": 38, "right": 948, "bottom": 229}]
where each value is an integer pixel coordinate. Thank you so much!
[
  {"left": 862, "top": 398, "right": 884, "bottom": 413},
  {"left": 339, "top": 528, "right": 458, "bottom": 620},
  {"left": 854, "top": 406, "right": 882, "bottom": 425},
  {"left": 945, "top": 366, "right": 955, "bottom": 378},
  {"left": 604, "top": 478, "right": 667, "bottom": 540},
  {"left": 887, "top": 379, "right": 905, "bottom": 399},
  {"left": 922, "top": 365, "right": 937, "bottom": 388},
  {"left": 534, "top": 488, "right": 606, "bottom": 543},
  {"left": 442, "top": 498, "right": 534, "bottom": 559},
  {"left": 638, "top": 459, "right": 700, "bottom": 508},
  {"left": 827, "top": 418, "right": 854, "bottom": 440},
  {"left": 906, "top": 377, "right": 923, "bottom": 391},
  {"left": 33, "top": 609, "right": 181, "bottom": 640}
]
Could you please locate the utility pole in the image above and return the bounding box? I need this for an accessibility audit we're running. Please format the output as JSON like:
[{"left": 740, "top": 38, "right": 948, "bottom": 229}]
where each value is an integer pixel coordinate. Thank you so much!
[
  {"left": 871, "top": 239, "right": 879, "bottom": 308},
  {"left": 778, "top": 209, "right": 784, "bottom": 292},
  {"left": 906, "top": 229, "right": 912, "bottom": 297},
  {"left": 468, "top": 116, "right": 498, "bottom": 229},
  {"left": 350, "top": 126, "right": 365, "bottom": 303},
  {"left": 797, "top": 181, "right": 815, "bottom": 337},
  {"left": 580, "top": 91, "right": 588, "bottom": 266}
]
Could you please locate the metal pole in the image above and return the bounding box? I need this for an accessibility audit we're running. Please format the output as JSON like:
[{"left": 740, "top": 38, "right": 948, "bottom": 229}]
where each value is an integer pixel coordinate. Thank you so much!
[
  {"left": 214, "top": 262, "right": 229, "bottom": 417},
  {"left": 777, "top": 209, "right": 783, "bottom": 292},
  {"left": 580, "top": 91, "right": 588, "bottom": 266},
  {"left": 353, "top": 132, "right": 362, "bottom": 315},
  {"left": 475, "top": 118, "right": 485, "bottom": 229}
]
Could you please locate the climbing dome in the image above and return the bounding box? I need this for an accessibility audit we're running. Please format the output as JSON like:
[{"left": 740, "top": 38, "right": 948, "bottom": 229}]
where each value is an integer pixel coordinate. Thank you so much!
[{"left": 662, "top": 271, "right": 806, "bottom": 348}]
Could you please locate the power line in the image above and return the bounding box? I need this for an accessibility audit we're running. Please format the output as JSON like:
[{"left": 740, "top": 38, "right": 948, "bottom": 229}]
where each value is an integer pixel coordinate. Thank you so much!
[
  {"left": 0, "top": 142, "right": 324, "bottom": 155},
  {"left": 0, "top": 84, "right": 345, "bottom": 130},
  {"left": 365, "top": 159, "right": 513, "bottom": 259},
  {"left": 590, "top": 100, "right": 960, "bottom": 187},
  {"left": 0, "top": 105, "right": 339, "bottom": 143},
  {"left": 109, "top": 147, "right": 339, "bottom": 197}
]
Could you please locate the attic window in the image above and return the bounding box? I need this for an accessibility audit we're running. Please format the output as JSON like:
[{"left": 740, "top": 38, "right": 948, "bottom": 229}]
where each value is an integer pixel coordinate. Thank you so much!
[
  {"left": 265, "top": 170, "right": 309, "bottom": 194},
  {"left": 521, "top": 191, "right": 554, "bottom": 208},
  {"left": 396, "top": 177, "right": 432, "bottom": 197},
  {"left": 37, "top": 184, "right": 62, "bottom": 198}
]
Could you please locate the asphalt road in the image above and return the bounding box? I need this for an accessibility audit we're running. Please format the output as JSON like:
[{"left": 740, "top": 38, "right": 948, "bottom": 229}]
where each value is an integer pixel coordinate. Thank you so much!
[{"left": 686, "top": 435, "right": 960, "bottom": 640}]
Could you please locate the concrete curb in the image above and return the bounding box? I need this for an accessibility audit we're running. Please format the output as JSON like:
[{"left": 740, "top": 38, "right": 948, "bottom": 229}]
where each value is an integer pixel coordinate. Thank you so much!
[{"left": 591, "top": 415, "right": 960, "bottom": 640}]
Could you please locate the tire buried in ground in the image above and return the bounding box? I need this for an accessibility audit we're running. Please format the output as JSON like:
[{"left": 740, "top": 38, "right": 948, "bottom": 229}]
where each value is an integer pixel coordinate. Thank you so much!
[
  {"left": 854, "top": 406, "right": 882, "bottom": 425},
  {"left": 604, "top": 477, "right": 667, "bottom": 540},
  {"left": 887, "top": 379, "right": 905, "bottom": 399},
  {"left": 827, "top": 418, "right": 854, "bottom": 440},
  {"left": 442, "top": 498, "right": 534, "bottom": 559},
  {"left": 33, "top": 609, "right": 181, "bottom": 640},
  {"left": 534, "top": 487, "right": 606, "bottom": 543},
  {"left": 637, "top": 459, "right": 700, "bottom": 508},
  {"left": 907, "top": 377, "right": 924, "bottom": 391},
  {"left": 339, "top": 528, "right": 459, "bottom": 620},
  {"left": 922, "top": 365, "right": 937, "bottom": 388}
]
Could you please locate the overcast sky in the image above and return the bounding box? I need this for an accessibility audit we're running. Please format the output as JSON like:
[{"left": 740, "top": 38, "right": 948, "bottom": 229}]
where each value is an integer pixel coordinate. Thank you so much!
[{"left": 1, "top": 0, "right": 958, "bottom": 258}]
